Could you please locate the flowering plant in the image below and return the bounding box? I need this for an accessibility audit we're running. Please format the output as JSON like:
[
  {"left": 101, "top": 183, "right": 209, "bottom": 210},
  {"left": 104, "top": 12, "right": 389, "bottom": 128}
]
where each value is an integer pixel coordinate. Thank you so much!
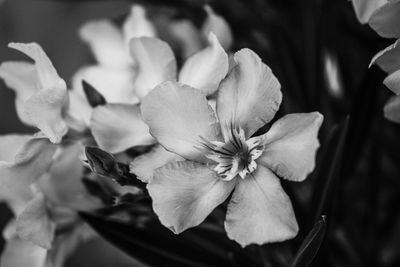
[{"left": 0, "top": 1, "right": 399, "bottom": 267}]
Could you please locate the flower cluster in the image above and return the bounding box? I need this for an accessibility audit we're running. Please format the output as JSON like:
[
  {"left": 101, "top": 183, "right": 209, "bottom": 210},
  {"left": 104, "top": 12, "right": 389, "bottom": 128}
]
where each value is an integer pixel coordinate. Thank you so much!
[{"left": 0, "top": 3, "right": 323, "bottom": 265}]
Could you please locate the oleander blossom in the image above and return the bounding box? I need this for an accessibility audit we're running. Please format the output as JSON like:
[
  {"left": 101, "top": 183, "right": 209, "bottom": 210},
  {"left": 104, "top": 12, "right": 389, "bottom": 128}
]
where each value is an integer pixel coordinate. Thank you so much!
[
  {"left": 131, "top": 48, "right": 323, "bottom": 247},
  {"left": 351, "top": 0, "right": 400, "bottom": 38}
]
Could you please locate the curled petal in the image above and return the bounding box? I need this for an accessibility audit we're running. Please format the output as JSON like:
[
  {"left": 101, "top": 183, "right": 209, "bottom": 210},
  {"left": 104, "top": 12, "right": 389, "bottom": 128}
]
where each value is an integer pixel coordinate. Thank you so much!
[
  {"left": 179, "top": 33, "right": 229, "bottom": 95},
  {"left": 7, "top": 43, "right": 68, "bottom": 142},
  {"left": 148, "top": 161, "right": 236, "bottom": 234},
  {"left": 258, "top": 112, "right": 323, "bottom": 182},
  {"left": 8, "top": 43, "right": 65, "bottom": 91},
  {"left": 0, "top": 137, "right": 57, "bottom": 192},
  {"left": 0, "top": 62, "right": 37, "bottom": 125},
  {"left": 351, "top": 0, "right": 386, "bottom": 24},
  {"left": 16, "top": 193, "right": 55, "bottom": 249},
  {"left": 130, "top": 145, "right": 184, "bottom": 183},
  {"left": 91, "top": 104, "right": 155, "bottom": 153},
  {"left": 123, "top": 5, "right": 156, "bottom": 45},
  {"left": 202, "top": 5, "right": 233, "bottom": 51},
  {"left": 370, "top": 39, "right": 400, "bottom": 73},
  {"left": 225, "top": 165, "right": 298, "bottom": 247},
  {"left": 217, "top": 49, "right": 282, "bottom": 138},
  {"left": 79, "top": 20, "right": 130, "bottom": 68},
  {"left": 72, "top": 66, "right": 138, "bottom": 105},
  {"left": 384, "top": 95, "right": 400, "bottom": 123},
  {"left": 141, "top": 81, "right": 221, "bottom": 162},
  {"left": 1, "top": 237, "right": 47, "bottom": 267},
  {"left": 369, "top": 0, "right": 400, "bottom": 38},
  {"left": 129, "top": 37, "right": 177, "bottom": 98}
]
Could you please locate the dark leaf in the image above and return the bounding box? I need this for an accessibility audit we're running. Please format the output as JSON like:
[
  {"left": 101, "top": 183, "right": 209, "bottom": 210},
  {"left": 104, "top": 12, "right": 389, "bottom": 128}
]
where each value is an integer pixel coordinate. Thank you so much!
[
  {"left": 80, "top": 212, "right": 244, "bottom": 267},
  {"left": 312, "top": 117, "right": 349, "bottom": 221},
  {"left": 290, "top": 216, "right": 327, "bottom": 267},
  {"left": 82, "top": 80, "right": 107, "bottom": 107}
]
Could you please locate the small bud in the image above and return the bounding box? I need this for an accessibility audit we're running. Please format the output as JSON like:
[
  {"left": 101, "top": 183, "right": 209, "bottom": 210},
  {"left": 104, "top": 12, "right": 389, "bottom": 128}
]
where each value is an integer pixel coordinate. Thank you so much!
[
  {"left": 82, "top": 80, "right": 107, "bottom": 107},
  {"left": 85, "top": 146, "right": 147, "bottom": 190},
  {"left": 85, "top": 146, "right": 116, "bottom": 176}
]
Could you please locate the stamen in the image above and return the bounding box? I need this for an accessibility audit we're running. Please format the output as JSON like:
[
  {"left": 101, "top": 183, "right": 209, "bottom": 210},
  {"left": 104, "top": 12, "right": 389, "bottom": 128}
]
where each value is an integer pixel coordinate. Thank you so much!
[{"left": 201, "top": 124, "right": 264, "bottom": 181}]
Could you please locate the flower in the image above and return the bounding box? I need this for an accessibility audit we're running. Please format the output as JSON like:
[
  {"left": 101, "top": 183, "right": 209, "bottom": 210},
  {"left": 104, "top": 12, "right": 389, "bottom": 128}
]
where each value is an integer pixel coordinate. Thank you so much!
[
  {"left": 69, "top": 5, "right": 232, "bottom": 154},
  {"left": 0, "top": 134, "right": 100, "bottom": 267},
  {"left": 370, "top": 39, "right": 400, "bottom": 122},
  {"left": 131, "top": 48, "right": 323, "bottom": 247},
  {"left": 351, "top": 0, "right": 400, "bottom": 38},
  {"left": 0, "top": 43, "right": 102, "bottom": 267},
  {"left": 0, "top": 43, "right": 68, "bottom": 143},
  {"left": 89, "top": 33, "right": 229, "bottom": 154}
]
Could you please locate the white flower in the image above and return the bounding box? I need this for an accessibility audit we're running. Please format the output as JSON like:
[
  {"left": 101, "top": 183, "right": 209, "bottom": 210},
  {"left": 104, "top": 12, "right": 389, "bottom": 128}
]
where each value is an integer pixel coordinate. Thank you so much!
[
  {"left": 131, "top": 48, "right": 323, "bottom": 247},
  {"left": 0, "top": 43, "right": 68, "bottom": 143}
]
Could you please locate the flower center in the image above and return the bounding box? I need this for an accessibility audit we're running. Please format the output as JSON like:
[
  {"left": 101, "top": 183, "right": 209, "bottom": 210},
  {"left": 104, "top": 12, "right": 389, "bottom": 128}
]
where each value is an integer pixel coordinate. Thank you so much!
[{"left": 202, "top": 126, "right": 263, "bottom": 181}]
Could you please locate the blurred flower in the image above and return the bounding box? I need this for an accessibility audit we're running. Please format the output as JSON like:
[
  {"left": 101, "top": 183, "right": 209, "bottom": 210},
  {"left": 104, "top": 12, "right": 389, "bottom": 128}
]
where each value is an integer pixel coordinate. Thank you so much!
[
  {"left": 0, "top": 43, "right": 68, "bottom": 143},
  {"left": 131, "top": 48, "right": 323, "bottom": 247},
  {"left": 351, "top": 0, "right": 400, "bottom": 38},
  {"left": 370, "top": 39, "right": 400, "bottom": 122},
  {"left": 0, "top": 135, "right": 100, "bottom": 267}
]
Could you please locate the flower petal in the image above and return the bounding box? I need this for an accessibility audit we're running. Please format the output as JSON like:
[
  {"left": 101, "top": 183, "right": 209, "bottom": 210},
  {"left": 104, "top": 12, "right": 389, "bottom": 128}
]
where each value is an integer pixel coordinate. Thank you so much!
[
  {"left": 384, "top": 95, "right": 400, "bottom": 123},
  {"left": 8, "top": 43, "right": 68, "bottom": 143},
  {"left": 8, "top": 43, "right": 66, "bottom": 91},
  {"left": 0, "top": 137, "right": 57, "bottom": 192},
  {"left": 384, "top": 68, "right": 400, "bottom": 94},
  {"left": 148, "top": 161, "right": 236, "bottom": 233},
  {"left": 72, "top": 66, "right": 139, "bottom": 105},
  {"left": 225, "top": 165, "right": 298, "bottom": 247},
  {"left": 37, "top": 143, "right": 101, "bottom": 211},
  {"left": 65, "top": 89, "right": 93, "bottom": 132},
  {"left": 130, "top": 145, "right": 184, "bottom": 183},
  {"left": 369, "top": 0, "right": 400, "bottom": 38},
  {"left": 0, "top": 134, "right": 31, "bottom": 162},
  {"left": 24, "top": 87, "right": 68, "bottom": 143},
  {"left": 217, "top": 49, "right": 282, "bottom": 138},
  {"left": 46, "top": 223, "right": 95, "bottom": 267},
  {"left": 0, "top": 62, "right": 37, "bottom": 125},
  {"left": 0, "top": 237, "right": 47, "bottom": 267},
  {"left": 141, "top": 81, "right": 221, "bottom": 162},
  {"left": 258, "top": 112, "right": 323, "bottom": 182},
  {"left": 122, "top": 5, "right": 156, "bottom": 45},
  {"left": 79, "top": 20, "right": 130, "bottom": 68},
  {"left": 370, "top": 39, "right": 400, "bottom": 73},
  {"left": 179, "top": 33, "right": 229, "bottom": 95},
  {"left": 350, "top": 0, "right": 386, "bottom": 24},
  {"left": 129, "top": 37, "right": 177, "bottom": 98},
  {"left": 202, "top": 6, "right": 233, "bottom": 51},
  {"left": 16, "top": 193, "right": 55, "bottom": 249},
  {"left": 90, "top": 104, "right": 155, "bottom": 153}
]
